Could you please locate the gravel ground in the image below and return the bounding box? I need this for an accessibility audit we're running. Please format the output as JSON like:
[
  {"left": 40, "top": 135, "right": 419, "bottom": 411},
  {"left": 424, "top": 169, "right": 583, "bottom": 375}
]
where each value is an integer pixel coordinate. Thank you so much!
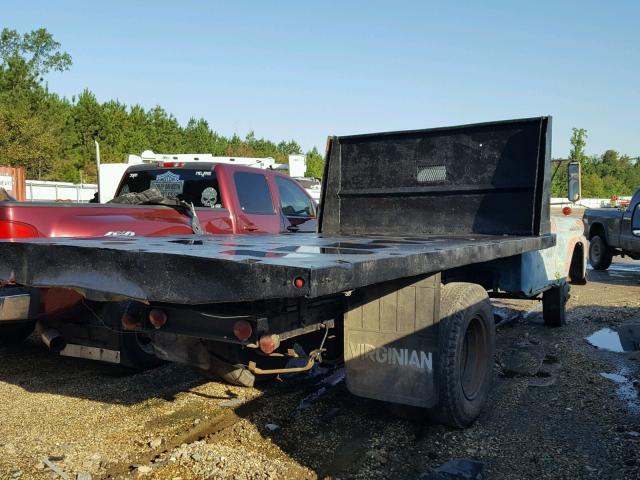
[{"left": 1, "top": 258, "right": 640, "bottom": 479}]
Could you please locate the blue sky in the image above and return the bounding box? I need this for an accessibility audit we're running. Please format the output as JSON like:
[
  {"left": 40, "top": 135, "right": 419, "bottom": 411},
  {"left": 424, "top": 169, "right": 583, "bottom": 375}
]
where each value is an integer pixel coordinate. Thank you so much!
[{"left": 4, "top": 0, "right": 639, "bottom": 157}]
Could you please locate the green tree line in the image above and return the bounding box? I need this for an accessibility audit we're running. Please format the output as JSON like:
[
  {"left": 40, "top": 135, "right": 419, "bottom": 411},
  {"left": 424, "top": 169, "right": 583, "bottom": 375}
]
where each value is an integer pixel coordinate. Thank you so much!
[
  {"left": 0, "top": 28, "right": 324, "bottom": 183},
  {"left": 551, "top": 128, "right": 640, "bottom": 198}
]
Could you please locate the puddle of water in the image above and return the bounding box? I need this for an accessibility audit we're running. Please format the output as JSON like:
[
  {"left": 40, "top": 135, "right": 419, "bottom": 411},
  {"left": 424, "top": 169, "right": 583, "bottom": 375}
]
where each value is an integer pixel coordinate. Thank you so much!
[
  {"left": 273, "top": 245, "right": 373, "bottom": 255},
  {"left": 601, "top": 372, "right": 627, "bottom": 383},
  {"left": 586, "top": 324, "right": 640, "bottom": 352},
  {"left": 599, "top": 369, "right": 640, "bottom": 415},
  {"left": 587, "top": 263, "right": 640, "bottom": 273},
  {"left": 586, "top": 328, "right": 625, "bottom": 352}
]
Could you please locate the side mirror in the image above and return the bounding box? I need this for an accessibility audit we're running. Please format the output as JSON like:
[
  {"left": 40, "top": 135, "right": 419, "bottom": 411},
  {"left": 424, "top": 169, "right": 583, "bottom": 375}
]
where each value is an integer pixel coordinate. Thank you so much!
[{"left": 567, "top": 161, "right": 581, "bottom": 202}]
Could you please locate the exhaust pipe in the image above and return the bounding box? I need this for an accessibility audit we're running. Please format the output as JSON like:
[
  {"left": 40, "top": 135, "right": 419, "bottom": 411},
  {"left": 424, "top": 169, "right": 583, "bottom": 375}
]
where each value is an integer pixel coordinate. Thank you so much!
[{"left": 36, "top": 322, "right": 66, "bottom": 353}]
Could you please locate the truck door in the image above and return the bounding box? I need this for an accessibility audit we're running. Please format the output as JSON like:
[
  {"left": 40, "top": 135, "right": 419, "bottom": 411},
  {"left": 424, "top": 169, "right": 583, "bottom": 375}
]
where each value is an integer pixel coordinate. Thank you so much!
[
  {"left": 620, "top": 191, "right": 640, "bottom": 252},
  {"left": 274, "top": 176, "right": 317, "bottom": 232},
  {"left": 622, "top": 201, "right": 640, "bottom": 253},
  {"left": 232, "top": 171, "right": 280, "bottom": 233}
]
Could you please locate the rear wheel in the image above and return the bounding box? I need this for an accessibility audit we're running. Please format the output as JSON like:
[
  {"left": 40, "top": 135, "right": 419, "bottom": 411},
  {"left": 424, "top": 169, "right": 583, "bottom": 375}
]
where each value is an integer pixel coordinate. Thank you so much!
[
  {"left": 589, "top": 235, "right": 613, "bottom": 270},
  {"left": 543, "top": 282, "right": 569, "bottom": 328},
  {"left": 389, "top": 283, "right": 495, "bottom": 428},
  {"left": 0, "top": 321, "right": 35, "bottom": 346},
  {"left": 429, "top": 283, "right": 495, "bottom": 428}
]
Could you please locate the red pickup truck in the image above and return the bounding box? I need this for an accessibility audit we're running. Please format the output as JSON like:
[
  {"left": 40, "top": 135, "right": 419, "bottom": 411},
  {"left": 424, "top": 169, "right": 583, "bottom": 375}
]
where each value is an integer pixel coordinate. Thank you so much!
[
  {"left": 0, "top": 162, "right": 317, "bottom": 355},
  {"left": 1, "top": 162, "right": 317, "bottom": 238}
]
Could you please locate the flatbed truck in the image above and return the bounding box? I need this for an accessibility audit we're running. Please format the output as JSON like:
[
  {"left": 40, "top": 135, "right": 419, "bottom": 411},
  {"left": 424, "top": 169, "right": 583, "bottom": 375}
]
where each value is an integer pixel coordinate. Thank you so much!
[{"left": 0, "top": 117, "right": 572, "bottom": 427}]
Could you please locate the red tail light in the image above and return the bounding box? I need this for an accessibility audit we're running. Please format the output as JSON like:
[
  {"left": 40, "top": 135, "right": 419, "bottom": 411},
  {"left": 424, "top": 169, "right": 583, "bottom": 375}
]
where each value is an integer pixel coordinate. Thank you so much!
[
  {"left": 162, "top": 162, "right": 184, "bottom": 168},
  {"left": 149, "top": 309, "right": 168, "bottom": 329},
  {"left": 293, "top": 277, "right": 305, "bottom": 289},
  {"left": 259, "top": 334, "right": 280, "bottom": 354},
  {"left": 233, "top": 320, "right": 253, "bottom": 341},
  {"left": 121, "top": 313, "right": 142, "bottom": 330},
  {"left": 0, "top": 220, "right": 40, "bottom": 239},
  {"left": 562, "top": 206, "right": 572, "bottom": 216}
]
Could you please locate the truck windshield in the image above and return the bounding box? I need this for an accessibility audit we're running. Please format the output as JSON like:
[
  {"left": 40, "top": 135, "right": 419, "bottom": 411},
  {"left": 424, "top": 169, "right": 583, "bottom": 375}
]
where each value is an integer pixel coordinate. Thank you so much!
[{"left": 117, "top": 169, "right": 224, "bottom": 208}]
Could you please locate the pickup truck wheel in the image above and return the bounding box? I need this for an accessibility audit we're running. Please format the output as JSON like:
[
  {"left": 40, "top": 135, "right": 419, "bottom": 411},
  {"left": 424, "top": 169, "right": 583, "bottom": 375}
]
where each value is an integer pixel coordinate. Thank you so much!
[
  {"left": 542, "top": 282, "right": 569, "bottom": 328},
  {"left": 0, "top": 321, "right": 35, "bottom": 346},
  {"left": 427, "top": 283, "right": 495, "bottom": 428},
  {"left": 589, "top": 235, "right": 613, "bottom": 270}
]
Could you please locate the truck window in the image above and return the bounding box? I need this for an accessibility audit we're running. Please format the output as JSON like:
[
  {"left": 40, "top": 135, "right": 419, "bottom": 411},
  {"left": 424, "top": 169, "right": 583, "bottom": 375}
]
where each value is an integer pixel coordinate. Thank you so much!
[
  {"left": 275, "top": 176, "right": 316, "bottom": 217},
  {"left": 117, "top": 169, "right": 224, "bottom": 208},
  {"left": 234, "top": 172, "right": 275, "bottom": 214}
]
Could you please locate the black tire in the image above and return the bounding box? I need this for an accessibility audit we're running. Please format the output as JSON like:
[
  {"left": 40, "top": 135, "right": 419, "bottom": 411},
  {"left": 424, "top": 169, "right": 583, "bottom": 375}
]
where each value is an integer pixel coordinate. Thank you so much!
[
  {"left": 568, "top": 244, "right": 587, "bottom": 285},
  {"left": 0, "top": 321, "right": 35, "bottom": 346},
  {"left": 589, "top": 235, "right": 613, "bottom": 270},
  {"left": 387, "top": 284, "right": 494, "bottom": 427},
  {"left": 542, "top": 282, "right": 569, "bottom": 328},
  {"left": 428, "top": 283, "right": 495, "bottom": 428}
]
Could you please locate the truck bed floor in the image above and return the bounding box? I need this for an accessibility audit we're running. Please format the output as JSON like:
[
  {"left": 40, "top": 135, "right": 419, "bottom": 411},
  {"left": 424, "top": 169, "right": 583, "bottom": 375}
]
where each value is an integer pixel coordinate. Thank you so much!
[{"left": 0, "top": 233, "right": 554, "bottom": 304}]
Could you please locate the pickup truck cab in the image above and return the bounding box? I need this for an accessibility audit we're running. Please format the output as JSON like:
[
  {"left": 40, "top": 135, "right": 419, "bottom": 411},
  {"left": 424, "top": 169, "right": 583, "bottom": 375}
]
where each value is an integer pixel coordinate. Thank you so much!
[
  {"left": 584, "top": 188, "right": 640, "bottom": 269},
  {"left": 0, "top": 163, "right": 316, "bottom": 239}
]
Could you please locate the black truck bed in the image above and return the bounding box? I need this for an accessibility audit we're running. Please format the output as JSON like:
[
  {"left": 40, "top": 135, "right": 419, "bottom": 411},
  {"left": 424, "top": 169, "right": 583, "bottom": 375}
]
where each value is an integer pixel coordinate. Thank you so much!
[
  {"left": 0, "top": 117, "right": 554, "bottom": 305},
  {"left": 0, "top": 232, "right": 553, "bottom": 304}
]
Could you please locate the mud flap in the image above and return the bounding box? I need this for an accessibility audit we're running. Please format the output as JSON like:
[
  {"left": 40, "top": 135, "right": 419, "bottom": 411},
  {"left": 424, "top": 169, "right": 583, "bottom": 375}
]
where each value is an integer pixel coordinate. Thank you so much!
[{"left": 344, "top": 273, "right": 441, "bottom": 408}]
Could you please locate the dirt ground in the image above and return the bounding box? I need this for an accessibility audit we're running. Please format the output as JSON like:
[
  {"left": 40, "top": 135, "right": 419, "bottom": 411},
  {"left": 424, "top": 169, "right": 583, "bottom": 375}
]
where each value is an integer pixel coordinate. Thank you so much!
[{"left": 2, "top": 260, "right": 640, "bottom": 479}]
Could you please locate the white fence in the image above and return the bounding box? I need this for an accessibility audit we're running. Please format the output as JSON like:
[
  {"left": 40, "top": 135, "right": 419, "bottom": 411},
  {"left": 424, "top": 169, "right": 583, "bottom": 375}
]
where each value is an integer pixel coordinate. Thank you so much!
[
  {"left": 26, "top": 180, "right": 97, "bottom": 203},
  {"left": 551, "top": 197, "right": 623, "bottom": 209}
]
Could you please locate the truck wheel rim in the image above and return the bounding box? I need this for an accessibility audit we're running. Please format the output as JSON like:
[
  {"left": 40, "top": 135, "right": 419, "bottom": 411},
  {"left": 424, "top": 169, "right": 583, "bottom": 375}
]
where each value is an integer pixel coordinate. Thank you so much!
[{"left": 460, "top": 315, "right": 488, "bottom": 401}]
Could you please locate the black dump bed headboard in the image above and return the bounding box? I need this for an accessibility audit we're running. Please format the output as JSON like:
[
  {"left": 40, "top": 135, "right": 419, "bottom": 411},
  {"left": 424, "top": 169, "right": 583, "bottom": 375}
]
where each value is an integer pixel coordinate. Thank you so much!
[{"left": 318, "top": 117, "right": 551, "bottom": 237}]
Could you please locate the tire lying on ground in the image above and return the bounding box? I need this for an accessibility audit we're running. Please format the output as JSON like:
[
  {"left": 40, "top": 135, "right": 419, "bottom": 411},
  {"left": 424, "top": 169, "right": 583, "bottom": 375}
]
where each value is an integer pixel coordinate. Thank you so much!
[
  {"left": 0, "top": 321, "right": 35, "bottom": 346},
  {"left": 589, "top": 235, "right": 613, "bottom": 270},
  {"left": 389, "top": 282, "right": 495, "bottom": 428}
]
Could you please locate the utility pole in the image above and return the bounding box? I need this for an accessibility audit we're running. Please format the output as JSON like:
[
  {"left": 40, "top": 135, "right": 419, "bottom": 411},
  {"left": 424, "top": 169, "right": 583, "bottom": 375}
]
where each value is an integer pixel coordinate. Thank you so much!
[{"left": 94, "top": 139, "right": 101, "bottom": 202}]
